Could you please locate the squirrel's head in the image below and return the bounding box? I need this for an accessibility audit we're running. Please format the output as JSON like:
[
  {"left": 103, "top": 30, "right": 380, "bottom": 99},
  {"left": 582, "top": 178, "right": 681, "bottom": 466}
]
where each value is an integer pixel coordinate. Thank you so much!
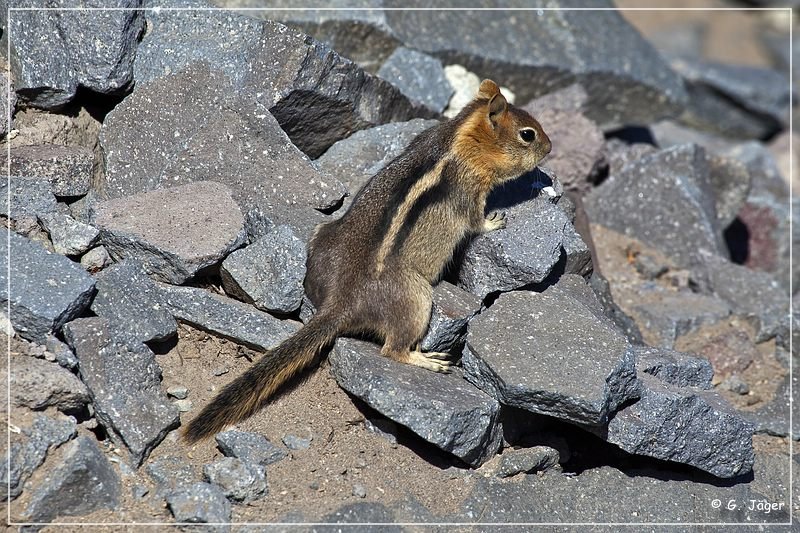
[{"left": 454, "top": 79, "right": 552, "bottom": 185}]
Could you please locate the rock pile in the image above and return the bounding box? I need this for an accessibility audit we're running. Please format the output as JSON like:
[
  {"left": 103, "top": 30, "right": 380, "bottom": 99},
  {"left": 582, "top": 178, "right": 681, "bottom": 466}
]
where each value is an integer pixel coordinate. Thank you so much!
[{"left": 2, "top": 0, "right": 792, "bottom": 527}]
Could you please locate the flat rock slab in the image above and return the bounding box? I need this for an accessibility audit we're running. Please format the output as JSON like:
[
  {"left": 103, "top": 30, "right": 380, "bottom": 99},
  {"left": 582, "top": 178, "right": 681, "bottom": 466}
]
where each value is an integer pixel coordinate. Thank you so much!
[
  {"left": 463, "top": 290, "right": 638, "bottom": 426},
  {"left": 92, "top": 181, "right": 246, "bottom": 284},
  {"left": 158, "top": 284, "right": 300, "bottom": 351},
  {"left": 10, "top": 356, "right": 90, "bottom": 414},
  {"left": 221, "top": 225, "right": 307, "bottom": 315},
  {"left": 23, "top": 436, "right": 121, "bottom": 524},
  {"left": 261, "top": 2, "right": 687, "bottom": 127},
  {"left": 10, "top": 144, "right": 93, "bottom": 197},
  {"left": 91, "top": 259, "right": 178, "bottom": 344},
  {"left": 585, "top": 143, "right": 726, "bottom": 269},
  {"left": 604, "top": 372, "right": 755, "bottom": 479},
  {"left": 330, "top": 339, "right": 502, "bottom": 467},
  {"left": 420, "top": 281, "right": 482, "bottom": 353},
  {"left": 6, "top": 1, "right": 143, "bottom": 109},
  {"left": 1, "top": 413, "right": 76, "bottom": 500},
  {"left": 101, "top": 62, "right": 347, "bottom": 233},
  {"left": 0, "top": 175, "right": 57, "bottom": 223},
  {"left": 457, "top": 177, "right": 572, "bottom": 298},
  {"left": 63, "top": 317, "right": 180, "bottom": 467},
  {"left": 1, "top": 231, "right": 95, "bottom": 342}
]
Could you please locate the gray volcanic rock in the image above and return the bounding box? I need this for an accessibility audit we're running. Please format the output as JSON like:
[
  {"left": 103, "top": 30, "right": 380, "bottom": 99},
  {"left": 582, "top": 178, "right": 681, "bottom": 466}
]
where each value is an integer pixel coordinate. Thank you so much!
[
  {"left": 166, "top": 481, "right": 232, "bottom": 525},
  {"left": 146, "top": 454, "right": 201, "bottom": 497},
  {"left": 634, "top": 346, "right": 714, "bottom": 389},
  {"left": 10, "top": 356, "right": 90, "bottom": 414},
  {"left": 6, "top": 0, "right": 143, "bottom": 109},
  {"left": 80, "top": 246, "right": 112, "bottom": 273},
  {"left": 38, "top": 211, "right": 99, "bottom": 256},
  {"left": 91, "top": 259, "right": 178, "bottom": 343},
  {"left": 92, "top": 181, "right": 247, "bottom": 284},
  {"left": 584, "top": 143, "right": 726, "bottom": 269},
  {"left": 221, "top": 225, "right": 306, "bottom": 315},
  {"left": 62, "top": 317, "right": 180, "bottom": 467},
  {"left": 743, "top": 374, "right": 799, "bottom": 440},
  {"left": 10, "top": 144, "right": 93, "bottom": 197},
  {"left": 377, "top": 47, "right": 453, "bottom": 113},
  {"left": 23, "top": 436, "right": 121, "bottom": 523},
  {"left": 588, "top": 272, "right": 644, "bottom": 344},
  {"left": 463, "top": 290, "right": 639, "bottom": 426},
  {"left": 261, "top": 0, "right": 687, "bottom": 127},
  {"left": 100, "top": 63, "right": 347, "bottom": 230},
  {"left": 330, "top": 339, "right": 502, "bottom": 466},
  {"left": 457, "top": 175, "right": 572, "bottom": 298},
  {"left": 0, "top": 175, "right": 58, "bottom": 223},
  {"left": 706, "top": 152, "right": 752, "bottom": 228},
  {"left": 497, "top": 446, "right": 561, "bottom": 478},
  {"left": 158, "top": 283, "right": 300, "bottom": 351},
  {"left": 699, "top": 253, "right": 788, "bottom": 343},
  {"left": 671, "top": 57, "right": 790, "bottom": 140},
  {"left": 1, "top": 413, "right": 76, "bottom": 500},
  {"left": 215, "top": 430, "right": 288, "bottom": 466},
  {"left": 316, "top": 118, "right": 438, "bottom": 207},
  {"left": 420, "top": 281, "right": 482, "bottom": 353},
  {"left": 1, "top": 71, "right": 16, "bottom": 135},
  {"left": 604, "top": 372, "right": 754, "bottom": 478},
  {"left": 627, "top": 291, "right": 732, "bottom": 349},
  {"left": 1, "top": 231, "right": 95, "bottom": 342},
  {"left": 203, "top": 457, "right": 268, "bottom": 503}
]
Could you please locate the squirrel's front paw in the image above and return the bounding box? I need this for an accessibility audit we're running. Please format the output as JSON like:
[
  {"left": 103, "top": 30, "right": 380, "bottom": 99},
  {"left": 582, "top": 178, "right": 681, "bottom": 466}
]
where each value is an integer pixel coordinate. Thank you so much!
[{"left": 483, "top": 211, "right": 507, "bottom": 232}]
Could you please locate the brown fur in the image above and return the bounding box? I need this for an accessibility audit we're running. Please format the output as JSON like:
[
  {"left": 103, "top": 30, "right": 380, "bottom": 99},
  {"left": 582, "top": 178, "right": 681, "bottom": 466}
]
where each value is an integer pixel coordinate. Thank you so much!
[{"left": 184, "top": 80, "right": 552, "bottom": 443}]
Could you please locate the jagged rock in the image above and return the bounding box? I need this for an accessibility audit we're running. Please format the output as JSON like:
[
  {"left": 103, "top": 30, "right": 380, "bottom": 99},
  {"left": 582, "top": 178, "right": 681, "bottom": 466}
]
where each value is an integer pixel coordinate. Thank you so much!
[
  {"left": 92, "top": 181, "right": 247, "bottom": 284},
  {"left": 23, "top": 436, "right": 121, "bottom": 523},
  {"left": 603, "top": 372, "right": 754, "bottom": 479},
  {"left": 5, "top": 0, "right": 143, "bottom": 109},
  {"left": 706, "top": 152, "right": 752, "bottom": 228},
  {"left": 166, "top": 481, "right": 232, "bottom": 525},
  {"left": 215, "top": 430, "right": 288, "bottom": 466},
  {"left": 203, "top": 457, "right": 268, "bottom": 503},
  {"left": 0, "top": 175, "right": 58, "bottom": 223},
  {"left": 634, "top": 346, "right": 713, "bottom": 389},
  {"left": 316, "top": 118, "right": 438, "bottom": 208},
  {"left": 260, "top": 1, "right": 687, "bottom": 127},
  {"left": 584, "top": 144, "right": 726, "bottom": 269},
  {"left": 626, "top": 290, "right": 732, "bottom": 349},
  {"left": 80, "top": 246, "right": 112, "bottom": 273},
  {"left": 282, "top": 435, "right": 312, "bottom": 450},
  {"left": 146, "top": 454, "right": 201, "bottom": 496},
  {"left": 671, "top": 57, "right": 789, "bottom": 140},
  {"left": 330, "top": 339, "right": 502, "bottom": 466},
  {"left": 221, "top": 225, "right": 306, "bottom": 315},
  {"left": 1, "top": 413, "right": 76, "bottom": 500},
  {"left": 420, "top": 281, "right": 482, "bottom": 353},
  {"left": 497, "top": 446, "right": 561, "bottom": 478},
  {"left": 91, "top": 259, "right": 178, "bottom": 344},
  {"left": 523, "top": 84, "right": 604, "bottom": 194},
  {"left": 587, "top": 272, "right": 643, "bottom": 344},
  {"left": 101, "top": 62, "right": 346, "bottom": 235},
  {"left": 1, "top": 231, "right": 95, "bottom": 342},
  {"left": 376, "top": 47, "right": 452, "bottom": 113},
  {"left": 38, "top": 211, "right": 99, "bottom": 256},
  {"left": 10, "top": 356, "right": 90, "bottom": 414},
  {"left": 699, "top": 253, "right": 788, "bottom": 343},
  {"left": 743, "top": 374, "right": 799, "bottom": 440},
  {"left": 158, "top": 284, "right": 300, "bottom": 351},
  {"left": 456, "top": 173, "right": 572, "bottom": 298},
  {"left": 46, "top": 334, "right": 79, "bottom": 370},
  {"left": 463, "top": 289, "right": 639, "bottom": 426},
  {"left": 10, "top": 144, "right": 93, "bottom": 196},
  {"left": 62, "top": 317, "right": 180, "bottom": 467}
]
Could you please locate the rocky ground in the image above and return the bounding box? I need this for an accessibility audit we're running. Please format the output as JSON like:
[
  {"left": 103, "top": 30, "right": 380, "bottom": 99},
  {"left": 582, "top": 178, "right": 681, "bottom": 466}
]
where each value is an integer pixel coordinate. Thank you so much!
[{"left": 1, "top": 0, "right": 797, "bottom": 531}]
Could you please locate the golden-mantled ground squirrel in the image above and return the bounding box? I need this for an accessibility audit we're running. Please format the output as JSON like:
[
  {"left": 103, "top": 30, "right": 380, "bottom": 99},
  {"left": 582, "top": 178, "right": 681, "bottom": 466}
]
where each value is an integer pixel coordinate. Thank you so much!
[{"left": 185, "top": 80, "right": 551, "bottom": 442}]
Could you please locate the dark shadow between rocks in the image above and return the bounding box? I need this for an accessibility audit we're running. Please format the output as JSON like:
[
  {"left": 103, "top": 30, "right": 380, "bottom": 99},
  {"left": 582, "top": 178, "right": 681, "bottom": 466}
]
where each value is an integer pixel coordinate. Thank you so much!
[
  {"left": 147, "top": 335, "right": 178, "bottom": 356},
  {"left": 486, "top": 167, "right": 552, "bottom": 212},
  {"left": 604, "top": 125, "right": 657, "bottom": 146},
  {"left": 72, "top": 85, "right": 134, "bottom": 122},
  {"left": 724, "top": 216, "right": 750, "bottom": 265}
]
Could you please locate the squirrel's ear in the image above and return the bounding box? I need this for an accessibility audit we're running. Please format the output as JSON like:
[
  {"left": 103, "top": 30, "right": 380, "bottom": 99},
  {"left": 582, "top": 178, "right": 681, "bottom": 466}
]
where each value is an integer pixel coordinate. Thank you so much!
[
  {"left": 488, "top": 92, "right": 507, "bottom": 127},
  {"left": 477, "top": 79, "right": 500, "bottom": 99}
]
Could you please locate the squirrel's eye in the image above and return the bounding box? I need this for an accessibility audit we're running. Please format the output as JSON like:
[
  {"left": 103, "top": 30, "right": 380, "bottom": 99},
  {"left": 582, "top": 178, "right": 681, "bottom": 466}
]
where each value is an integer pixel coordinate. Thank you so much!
[{"left": 519, "top": 128, "right": 536, "bottom": 143}]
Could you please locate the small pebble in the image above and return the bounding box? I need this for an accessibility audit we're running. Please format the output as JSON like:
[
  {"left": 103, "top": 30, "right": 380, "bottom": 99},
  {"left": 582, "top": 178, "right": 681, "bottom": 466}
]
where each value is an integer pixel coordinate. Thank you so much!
[
  {"left": 175, "top": 399, "right": 193, "bottom": 412},
  {"left": 282, "top": 434, "right": 312, "bottom": 450},
  {"left": 167, "top": 386, "right": 189, "bottom": 400},
  {"left": 720, "top": 375, "right": 750, "bottom": 395},
  {"left": 213, "top": 367, "right": 229, "bottom": 376},
  {"left": 352, "top": 484, "right": 367, "bottom": 498}
]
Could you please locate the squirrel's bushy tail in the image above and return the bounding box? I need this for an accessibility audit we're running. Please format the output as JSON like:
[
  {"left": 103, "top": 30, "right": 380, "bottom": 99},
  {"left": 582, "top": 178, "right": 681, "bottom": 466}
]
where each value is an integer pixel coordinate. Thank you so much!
[{"left": 183, "top": 313, "right": 340, "bottom": 443}]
